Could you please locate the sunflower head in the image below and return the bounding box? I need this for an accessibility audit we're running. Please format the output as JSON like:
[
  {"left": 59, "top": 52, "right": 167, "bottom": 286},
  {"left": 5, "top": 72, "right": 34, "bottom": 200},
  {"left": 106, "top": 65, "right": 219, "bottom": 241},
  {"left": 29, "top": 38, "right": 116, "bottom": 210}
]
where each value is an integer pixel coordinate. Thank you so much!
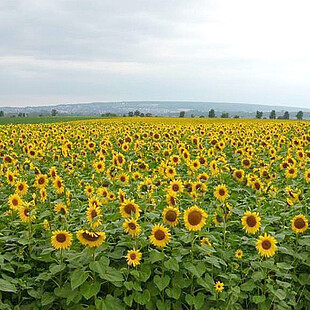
[
  {"left": 120, "top": 199, "right": 140, "bottom": 219},
  {"left": 149, "top": 224, "right": 170, "bottom": 248},
  {"left": 215, "top": 281, "right": 224, "bottom": 293},
  {"left": 86, "top": 205, "right": 102, "bottom": 228},
  {"left": 162, "top": 206, "right": 180, "bottom": 227},
  {"left": 51, "top": 230, "right": 72, "bottom": 250},
  {"left": 235, "top": 249, "right": 243, "bottom": 259},
  {"left": 291, "top": 214, "right": 308, "bottom": 234},
  {"left": 256, "top": 233, "right": 277, "bottom": 258},
  {"left": 123, "top": 218, "right": 141, "bottom": 237},
  {"left": 76, "top": 230, "right": 106, "bottom": 248},
  {"left": 214, "top": 184, "right": 229, "bottom": 202},
  {"left": 126, "top": 249, "right": 142, "bottom": 267},
  {"left": 184, "top": 206, "right": 207, "bottom": 231},
  {"left": 241, "top": 211, "right": 261, "bottom": 234}
]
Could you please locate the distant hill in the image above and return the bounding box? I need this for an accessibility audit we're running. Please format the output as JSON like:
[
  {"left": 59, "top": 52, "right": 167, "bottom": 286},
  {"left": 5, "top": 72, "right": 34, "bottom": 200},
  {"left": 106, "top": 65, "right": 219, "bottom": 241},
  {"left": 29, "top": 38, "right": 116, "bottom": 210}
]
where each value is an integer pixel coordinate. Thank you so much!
[{"left": 0, "top": 101, "right": 309, "bottom": 118}]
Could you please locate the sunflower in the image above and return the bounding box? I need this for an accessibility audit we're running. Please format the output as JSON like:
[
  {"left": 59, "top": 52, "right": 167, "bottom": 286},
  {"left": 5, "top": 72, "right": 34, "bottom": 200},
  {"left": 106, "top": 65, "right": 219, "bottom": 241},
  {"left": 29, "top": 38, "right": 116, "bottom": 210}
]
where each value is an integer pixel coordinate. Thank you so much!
[
  {"left": 35, "top": 174, "right": 48, "bottom": 189},
  {"left": 304, "top": 169, "right": 310, "bottom": 183},
  {"left": 51, "top": 230, "right": 72, "bottom": 250},
  {"left": 118, "top": 173, "right": 130, "bottom": 184},
  {"left": 86, "top": 205, "right": 102, "bottom": 228},
  {"left": 50, "top": 166, "right": 57, "bottom": 179},
  {"left": 215, "top": 281, "right": 224, "bottom": 293},
  {"left": 126, "top": 249, "right": 142, "bottom": 267},
  {"left": 8, "top": 193, "right": 23, "bottom": 210},
  {"left": 6, "top": 170, "right": 15, "bottom": 185},
  {"left": 235, "top": 249, "right": 243, "bottom": 259},
  {"left": 94, "top": 161, "right": 105, "bottom": 173},
  {"left": 285, "top": 166, "right": 298, "bottom": 179},
  {"left": 213, "top": 184, "right": 229, "bottom": 202},
  {"left": 165, "top": 166, "right": 176, "bottom": 179},
  {"left": 256, "top": 233, "right": 277, "bottom": 258},
  {"left": 118, "top": 189, "right": 126, "bottom": 203},
  {"left": 166, "top": 193, "right": 177, "bottom": 206},
  {"left": 291, "top": 214, "right": 308, "bottom": 234},
  {"left": 76, "top": 230, "right": 106, "bottom": 248},
  {"left": 43, "top": 219, "right": 50, "bottom": 231},
  {"left": 241, "top": 211, "right": 261, "bottom": 234},
  {"left": 54, "top": 203, "right": 68, "bottom": 215},
  {"left": 18, "top": 205, "right": 35, "bottom": 222},
  {"left": 84, "top": 185, "right": 94, "bottom": 196},
  {"left": 120, "top": 199, "right": 140, "bottom": 219},
  {"left": 123, "top": 218, "right": 141, "bottom": 237},
  {"left": 201, "top": 237, "right": 211, "bottom": 246},
  {"left": 169, "top": 180, "right": 183, "bottom": 195},
  {"left": 39, "top": 188, "right": 48, "bottom": 202},
  {"left": 15, "top": 181, "right": 28, "bottom": 196},
  {"left": 184, "top": 206, "right": 207, "bottom": 231},
  {"left": 53, "top": 176, "right": 65, "bottom": 194},
  {"left": 233, "top": 169, "right": 244, "bottom": 182},
  {"left": 149, "top": 224, "right": 170, "bottom": 247},
  {"left": 162, "top": 206, "right": 180, "bottom": 227},
  {"left": 213, "top": 212, "right": 223, "bottom": 226}
]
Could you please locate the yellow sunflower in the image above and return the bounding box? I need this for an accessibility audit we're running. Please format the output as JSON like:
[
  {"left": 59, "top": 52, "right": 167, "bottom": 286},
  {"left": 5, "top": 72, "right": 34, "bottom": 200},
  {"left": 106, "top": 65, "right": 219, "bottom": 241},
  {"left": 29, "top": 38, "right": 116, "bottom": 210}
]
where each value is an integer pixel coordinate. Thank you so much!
[
  {"left": 35, "top": 174, "right": 48, "bottom": 189},
  {"left": 215, "top": 281, "right": 224, "bottom": 293},
  {"left": 76, "top": 230, "right": 106, "bottom": 248},
  {"left": 15, "top": 181, "right": 28, "bottom": 196},
  {"left": 86, "top": 205, "right": 102, "bottom": 228},
  {"left": 51, "top": 230, "right": 72, "bottom": 250},
  {"left": 285, "top": 166, "right": 298, "bottom": 179},
  {"left": 149, "top": 224, "right": 170, "bottom": 248},
  {"left": 43, "top": 219, "right": 50, "bottom": 231},
  {"left": 291, "top": 214, "right": 308, "bottom": 234},
  {"left": 54, "top": 203, "right": 68, "bottom": 215},
  {"left": 84, "top": 185, "right": 94, "bottom": 196},
  {"left": 53, "top": 176, "right": 65, "bottom": 194},
  {"left": 213, "top": 184, "right": 229, "bottom": 202},
  {"left": 256, "top": 233, "right": 277, "bottom": 258},
  {"left": 120, "top": 199, "right": 140, "bottom": 219},
  {"left": 162, "top": 206, "right": 180, "bottom": 227},
  {"left": 233, "top": 169, "right": 244, "bottom": 182},
  {"left": 304, "top": 169, "right": 310, "bottom": 183},
  {"left": 18, "top": 206, "right": 35, "bottom": 223},
  {"left": 126, "top": 249, "right": 142, "bottom": 267},
  {"left": 94, "top": 161, "right": 105, "bottom": 173},
  {"left": 235, "top": 249, "right": 243, "bottom": 259},
  {"left": 122, "top": 218, "right": 141, "bottom": 237},
  {"left": 184, "top": 206, "right": 207, "bottom": 231},
  {"left": 8, "top": 193, "right": 23, "bottom": 211},
  {"left": 169, "top": 180, "right": 183, "bottom": 195},
  {"left": 241, "top": 211, "right": 261, "bottom": 234}
]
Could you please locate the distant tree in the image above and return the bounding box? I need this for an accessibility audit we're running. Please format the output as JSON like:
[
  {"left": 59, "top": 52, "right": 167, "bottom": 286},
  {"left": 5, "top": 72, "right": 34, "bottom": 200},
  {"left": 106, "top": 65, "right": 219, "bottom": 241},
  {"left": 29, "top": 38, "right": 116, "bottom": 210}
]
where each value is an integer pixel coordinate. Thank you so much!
[
  {"left": 134, "top": 110, "right": 140, "bottom": 116},
  {"left": 296, "top": 110, "right": 303, "bottom": 120},
  {"left": 199, "top": 115, "right": 205, "bottom": 118},
  {"left": 221, "top": 112, "right": 229, "bottom": 118},
  {"left": 233, "top": 115, "right": 240, "bottom": 118},
  {"left": 269, "top": 110, "right": 276, "bottom": 119},
  {"left": 146, "top": 113, "right": 152, "bottom": 117},
  {"left": 191, "top": 114, "right": 194, "bottom": 118},
  {"left": 128, "top": 111, "right": 134, "bottom": 117},
  {"left": 140, "top": 113, "right": 145, "bottom": 117},
  {"left": 256, "top": 111, "right": 263, "bottom": 119},
  {"left": 179, "top": 111, "right": 185, "bottom": 118},
  {"left": 123, "top": 114, "right": 126, "bottom": 117},
  {"left": 0, "top": 111, "right": 4, "bottom": 117},
  {"left": 277, "top": 116, "right": 283, "bottom": 119},
  {"left": 51, "top": 109, "right": 57, "bottom": 116},
  {"left": 283, "top": 111, "right": 290, "bottom": 119},
  {"left": 208, "top": 109, "right": 215, "bottom": 118}
]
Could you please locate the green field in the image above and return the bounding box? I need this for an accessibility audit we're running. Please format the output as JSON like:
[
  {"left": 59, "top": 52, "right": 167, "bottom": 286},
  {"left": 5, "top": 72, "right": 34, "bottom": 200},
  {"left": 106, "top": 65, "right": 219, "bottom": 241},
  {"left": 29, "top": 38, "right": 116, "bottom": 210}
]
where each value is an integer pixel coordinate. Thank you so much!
[{"left": 0, "top": 116, "right": 103, "bottom": 125}]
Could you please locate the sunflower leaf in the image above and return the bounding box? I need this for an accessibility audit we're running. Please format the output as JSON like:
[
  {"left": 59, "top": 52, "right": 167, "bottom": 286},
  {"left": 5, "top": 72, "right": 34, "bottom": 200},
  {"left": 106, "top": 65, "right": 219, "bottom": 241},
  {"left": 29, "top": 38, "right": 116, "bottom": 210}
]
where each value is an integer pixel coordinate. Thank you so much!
[
  {"left": 70, "top": 269, "right": 88, "bottom": 290},
  {"left": 0, "top": 279, "right": 16, "bottom": 293}
]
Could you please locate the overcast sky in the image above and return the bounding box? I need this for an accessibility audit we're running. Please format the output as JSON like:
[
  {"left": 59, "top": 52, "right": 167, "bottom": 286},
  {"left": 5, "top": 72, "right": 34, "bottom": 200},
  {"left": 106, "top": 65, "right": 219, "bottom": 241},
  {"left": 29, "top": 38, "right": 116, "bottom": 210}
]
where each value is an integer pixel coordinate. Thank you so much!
[{"left": 1, "top": 0, "right": 310, "bottom": 107}]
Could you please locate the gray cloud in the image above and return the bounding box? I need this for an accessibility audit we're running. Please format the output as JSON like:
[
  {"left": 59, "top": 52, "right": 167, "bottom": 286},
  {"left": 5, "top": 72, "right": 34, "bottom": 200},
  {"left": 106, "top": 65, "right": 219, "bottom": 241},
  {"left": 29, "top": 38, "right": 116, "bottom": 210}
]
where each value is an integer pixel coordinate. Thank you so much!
[{"left": 1, "top": 0, "right": 310, "bottom": 107}]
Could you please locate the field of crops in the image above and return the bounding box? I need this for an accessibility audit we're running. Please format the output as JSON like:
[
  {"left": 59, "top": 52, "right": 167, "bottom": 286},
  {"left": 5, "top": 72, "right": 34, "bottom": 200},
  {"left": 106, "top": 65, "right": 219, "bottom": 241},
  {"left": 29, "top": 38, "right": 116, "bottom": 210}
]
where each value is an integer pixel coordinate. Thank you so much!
[{"left": 0, "top": 118, "right": 309, "bottom": 310}]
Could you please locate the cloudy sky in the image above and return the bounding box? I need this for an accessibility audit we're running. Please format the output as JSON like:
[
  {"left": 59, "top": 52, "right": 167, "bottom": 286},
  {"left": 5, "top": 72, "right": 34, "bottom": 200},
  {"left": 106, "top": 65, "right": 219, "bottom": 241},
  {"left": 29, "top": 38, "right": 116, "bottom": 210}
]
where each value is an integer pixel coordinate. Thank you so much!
[{"left": 1, "top": 0, "right": 310, "bottom": 107}]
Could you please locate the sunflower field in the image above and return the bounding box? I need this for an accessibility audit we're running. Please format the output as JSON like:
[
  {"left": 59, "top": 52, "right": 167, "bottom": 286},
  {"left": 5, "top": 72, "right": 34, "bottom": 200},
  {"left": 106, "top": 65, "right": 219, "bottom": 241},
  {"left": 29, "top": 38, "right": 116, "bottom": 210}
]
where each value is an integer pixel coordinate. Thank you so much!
[{"left": 0, "top": 118, "right": 309, "bottom": 310}]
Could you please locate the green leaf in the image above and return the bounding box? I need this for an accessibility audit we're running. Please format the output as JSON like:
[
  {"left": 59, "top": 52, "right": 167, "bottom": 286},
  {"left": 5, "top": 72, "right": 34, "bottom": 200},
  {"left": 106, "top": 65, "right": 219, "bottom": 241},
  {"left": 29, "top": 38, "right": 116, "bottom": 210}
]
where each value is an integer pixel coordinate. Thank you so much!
[
  {"left": 274, "top": 289, "right": 286, "bottom": 300},
  {"left": 71, "top": 269, "right": 88, "bottom": 290},
  {"left": 41, "top": 292, "right": 55, "bottom": 306},
  {"left": 0, "top": 279, "right": 16, "bottom": 293},
  {"left": 133, "top": 290, "right": 150, "bottom": 305},
  {"left": 184, "top": 262, "right": 206, "bottom": 278},
  {"left": 252, "top": 271, "right": 265, "bottom": 281},
  {"left": 49, "top": 263, "right": 65, "bottom": 275},
  {"left": 149, "top": 250, "right": 164, "bottom": 263},
  {"left": 101, "top": 268, "right": 124, "bottom": 283},
  {"left": 253, "top": 295, "right": 266, "bottom": 304},
  {"left": 193, "top": 292, "right": 205, "bottom": 309},
  {"left": 154, "top": 275, "right": 170, "bottom": 291},
  {"left": 241, "top": 279, "right": 256, "bottom": 292},
  {"left": 80, "top": 280, "right": 100, "bottom": 300},
  {"left": 166, "top": 287, "right": 181, "bottom": 299},
  {"left": 89, "top": 257, "right": 109, "bottom": 276},
  {"left": 123, "top": 295, "right": 133, "bottom": 307},
  {"left": 164, "top": 258, "right": 179, "bottom": 272},
  {"left": 95, "top": 295, "right": 125, "bottom": 310}
]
